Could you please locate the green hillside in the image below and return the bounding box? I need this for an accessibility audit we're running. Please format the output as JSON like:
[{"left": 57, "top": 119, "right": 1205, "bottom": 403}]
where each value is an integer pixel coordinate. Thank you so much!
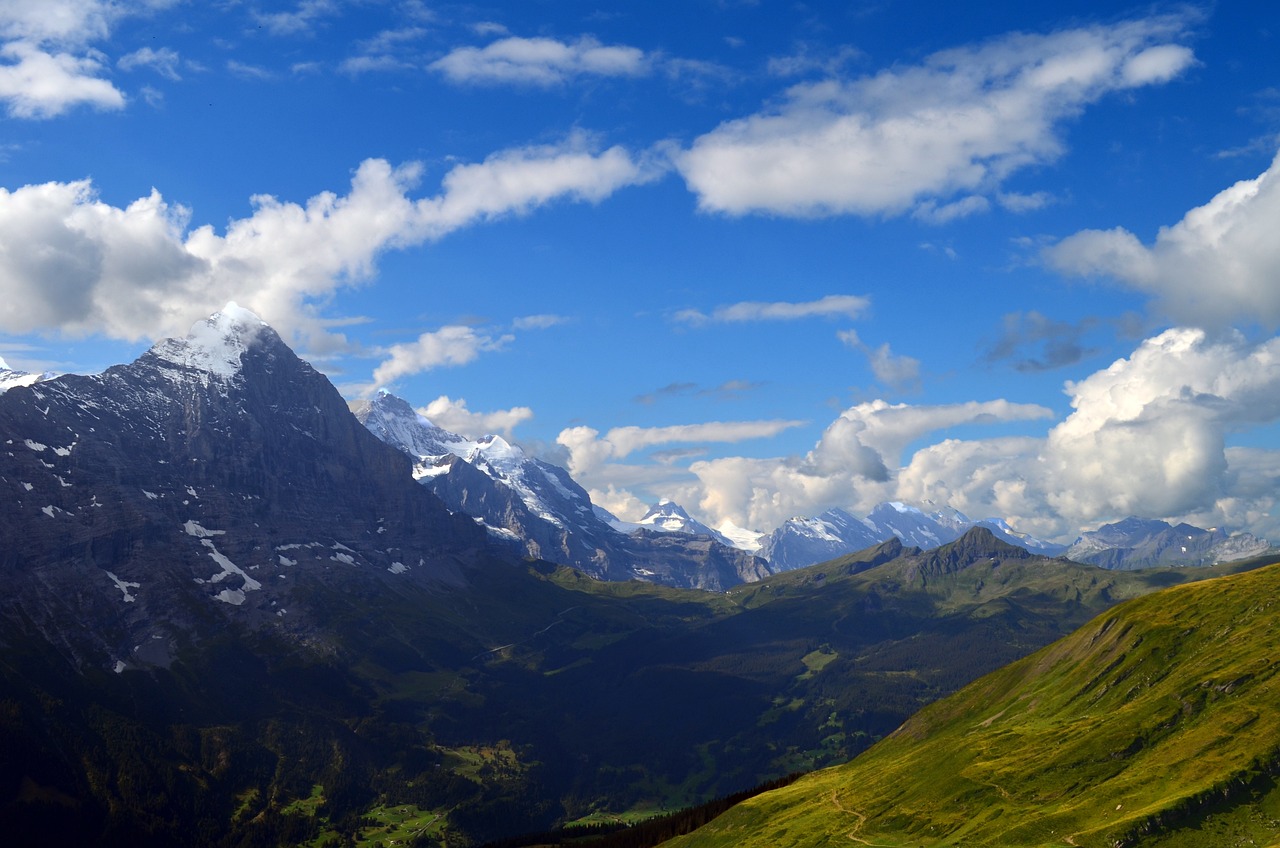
[
  {"left": 663, "top": 559, "right": 1280, "bottom": 848},
  {"left": 4, "top": 531, "right": 1274, "bottom": 846}
]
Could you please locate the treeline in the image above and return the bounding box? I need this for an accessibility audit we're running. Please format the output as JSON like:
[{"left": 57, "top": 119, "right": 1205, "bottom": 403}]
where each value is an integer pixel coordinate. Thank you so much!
[{"left": 474, "top": 772, "right": 803, "bottom": 848}]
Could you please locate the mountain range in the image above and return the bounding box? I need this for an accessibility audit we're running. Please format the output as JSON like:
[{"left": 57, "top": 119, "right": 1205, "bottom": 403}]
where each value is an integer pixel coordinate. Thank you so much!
[
  {"left": 2, "top": 306, "right": 1277, "bottom": 846},
  {"left": 351, "top": 390, "right": 769, "bottom": 590},
  {"left": 348, "top": 387, "right": 1268, "bottom": 580},
  {"left": 5, "top": 312, "right": 1266, "bottom": 589}
]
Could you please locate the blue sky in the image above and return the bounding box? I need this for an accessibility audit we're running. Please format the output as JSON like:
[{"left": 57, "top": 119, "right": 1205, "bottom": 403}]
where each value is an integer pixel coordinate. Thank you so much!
[{"left": 2, "top": 1, "right": 1279, "bottom": 542}]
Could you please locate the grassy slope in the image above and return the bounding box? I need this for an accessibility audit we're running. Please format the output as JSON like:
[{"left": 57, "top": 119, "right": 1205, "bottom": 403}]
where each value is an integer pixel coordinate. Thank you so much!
[
  {"left": 6, "top": 534, "right": 1275, "bottom": 846},
  {"left": 664, "top": 559, "right": 1280, "bottom": 848}
]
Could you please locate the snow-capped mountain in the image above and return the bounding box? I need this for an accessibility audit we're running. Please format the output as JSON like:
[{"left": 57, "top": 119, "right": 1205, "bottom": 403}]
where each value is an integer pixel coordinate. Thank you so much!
[
  {"left": 0, "top": 305, "right": 488, "bottom": 670},
  {"left": 0, "top": 356, "right": 54, "bottom": 394},
  {"left": 353, "top": 391, "right": 600, "bottom": 536},
  {"left": 757, "top": 502, "right": 1067, "bottom": 572},
  {"left": 758, "top": 508, "right": 883, "bottom": 571},
  {"left": 353, "top": 392, "right": 771, "bottom": 590},
  {"left": 1065, "top": 517, "right": 1272, "bottom": 569},
  {"left": 611, "top": 498, "right": 737, "bottom": 546}
]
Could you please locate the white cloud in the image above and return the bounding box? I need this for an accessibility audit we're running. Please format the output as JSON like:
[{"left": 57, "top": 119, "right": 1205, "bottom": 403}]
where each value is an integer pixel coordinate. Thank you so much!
[
  {"left": 0, "top": 137, "right": 654, "bottom": 350},
  {"left": 418, "top": 395, "right": 533, "bottom": 439},
  {"left": 513, "top": 313, "right": 568, "bottom": 330},
  {"left": 559, "top": 419, "right": 808, "bottom": 474},
  {"left": 419, "top": 134, "right": 663, "bottom": 236},
  {"left": 0, "top": 39, "right": 123, "bottom": 117},
  {"left": 897, "top": 329, "right": 1280, "bottom": 540},
  {"left": 676, "top": 329, "right": 1280, "bottom": 541},
  {"left": 370, "top": 326, "right": 512, "bottom": 389},
  {"left": 1046, "top": 150, "right": 1280, "bottom": 329},
  {"left": 341, "top": 27, "right": 427, "bottom": 75},
  {"left": 430, "top": 35, "right": 648, "bottom": 86},
  {"left": 0, "top": 0, "right": 114, "bottom": 46},
  {"left": 912, "top": 195, "right": 990, "bottom": 224},
  {"left": 0, "top": 0, "right": 181, "bottom": 118},
  {"left": 675, "top": 293, "right": 869, "bottom": 325},
  {"left": 997, "top": 190, "right": 1053, "bottom": 212},
  {"left": 227, "top": 60, "right": 274, "bottom": 81},
  {"left": 253, "top": 0, "right": 340, "bottom": 37},
  {"left": 118, "top": 46, "right": 181, "bottom": 80},
  {"left": 677, "top": 399, "right": 1052, "bottom": 533},
  {"left": 838, "top": 329, "right": 921, "bottom": 390},
  {"left": 677, "top": 16, "right": 1194, "bottom": 218}
]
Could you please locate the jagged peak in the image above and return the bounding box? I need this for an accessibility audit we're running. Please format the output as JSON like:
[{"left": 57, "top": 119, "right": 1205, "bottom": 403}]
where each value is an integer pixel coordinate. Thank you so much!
[
  {"left": 643, "top": 499, "right": 691, "bottom": 519},
  {"left": 148, "top": 302, "right": 273, "bottom": 381}
]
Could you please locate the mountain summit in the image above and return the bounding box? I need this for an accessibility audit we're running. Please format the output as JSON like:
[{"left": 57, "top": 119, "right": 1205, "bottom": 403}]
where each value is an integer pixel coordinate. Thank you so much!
[{"left": 0, "top": 306, "right": 486, "bottom": 670}]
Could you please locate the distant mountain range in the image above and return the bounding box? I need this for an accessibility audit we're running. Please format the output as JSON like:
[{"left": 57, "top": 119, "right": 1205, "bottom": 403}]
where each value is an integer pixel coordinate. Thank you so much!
[
  {"left": 1065, "top": 515, "right": 1270, "bottom": 569},
  {"left": 351, "top": 391, "right": 769, "bottom": 590},
  {"left": 345, "top": 397, "right": 1276, "bottom": 577}
]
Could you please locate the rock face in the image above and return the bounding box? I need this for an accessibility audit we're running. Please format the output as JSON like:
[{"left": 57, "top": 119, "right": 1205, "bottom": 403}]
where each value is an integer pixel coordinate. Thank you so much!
[
  {"left": 352, "top": 391, "right": 772, "bottom": 590},
  {"left": 0, "top": 306, "right": 487, "bottom": 671},
  {"left": 1065, "top": 516, "right": 1272, "bottom": 569}
]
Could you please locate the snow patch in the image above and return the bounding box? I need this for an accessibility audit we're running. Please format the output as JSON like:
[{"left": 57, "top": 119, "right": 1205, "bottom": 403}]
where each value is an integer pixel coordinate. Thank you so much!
[
  {"left": 105, "top": 571, "right": 140, "bottom": 603},
  {"left": 214, "top": 588, "right": 247, "bottom": 605},
  {"left": 24, "top": 439, "right": 47, "bottom": 452},
  {"left": 184, "top": 520, "right": 225, "bottom": 538},
  {"left": 150, "top": 303, "right": 266, "bottom": 383},
  {"left": 388, "top": 561, "right": 408, "bottom": 574}
]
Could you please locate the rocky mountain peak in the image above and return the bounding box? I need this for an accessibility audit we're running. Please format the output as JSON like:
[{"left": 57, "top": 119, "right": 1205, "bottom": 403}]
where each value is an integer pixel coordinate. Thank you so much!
[{"left": 145, "top": 302, "right": 272, "bottom": 385}]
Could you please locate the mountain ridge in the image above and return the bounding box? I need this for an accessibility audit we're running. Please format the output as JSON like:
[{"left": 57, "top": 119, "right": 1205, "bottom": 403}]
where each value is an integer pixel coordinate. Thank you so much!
[{"left": 352, "top": 390, "right": 771, "bottom": 590}]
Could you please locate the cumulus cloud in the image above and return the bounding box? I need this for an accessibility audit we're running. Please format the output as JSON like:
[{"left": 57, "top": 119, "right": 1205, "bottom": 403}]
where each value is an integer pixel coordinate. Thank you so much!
[
  {"left": 0, "top": 40, "right": 124, "bottom": 117},
  {"left": 896, "top": 329, "right": 1280, "bottom": 540},
  {"left": 685, "top": 398, "right": 1050, "bottom": 531},
  {"left": 418, "top": 395, "right": 533, "bottom": 440},
  {"left": 430, "top": 35, "right": 649, "bottom": 86},
  {"left": 569, "top": 331, "right": 1280, "bottom": 539},
  {"left": 677, "top": 15, "right": 1195, "bottom": 217},
  {"left": 1045, "top": 150, "right": 1280, "bottom": 329},
  {"left": 675, "top": 294, "right": 869, "bottom": 325},
  {"left": 663, "top": 327, "right": 1280, "bottom": 541},
  {"left": 0, "top": 137, "right": 655, "bottom": 351}
]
